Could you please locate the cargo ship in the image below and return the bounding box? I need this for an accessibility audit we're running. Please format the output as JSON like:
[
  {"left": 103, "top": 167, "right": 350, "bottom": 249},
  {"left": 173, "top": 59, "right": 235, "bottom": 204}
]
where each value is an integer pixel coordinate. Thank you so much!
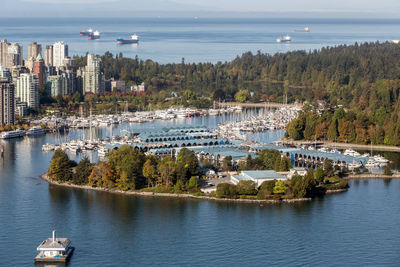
[
  {"left": 80, "top": 28, "right": 93, "bottom": 36},
  {"left": 88, "top": 30, "right": 100, "bottom": 40},
  {"left": 116, "top": 34, "right": 139, "bottom": 44}
]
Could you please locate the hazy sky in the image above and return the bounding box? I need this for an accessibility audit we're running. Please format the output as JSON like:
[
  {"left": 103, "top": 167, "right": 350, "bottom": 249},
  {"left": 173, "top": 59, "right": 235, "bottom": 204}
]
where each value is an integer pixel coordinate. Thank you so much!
[{"left": 3, "top": 0, "right": 400, "bottom": 18}]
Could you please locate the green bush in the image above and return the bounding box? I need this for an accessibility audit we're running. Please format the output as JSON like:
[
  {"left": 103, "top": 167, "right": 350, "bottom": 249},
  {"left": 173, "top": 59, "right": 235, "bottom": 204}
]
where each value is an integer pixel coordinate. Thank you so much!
[
  {"left": 236, "top": 180, "right": 257, "bottom": 195},
  {"left": 216, "top": 183, "right": 237, "bottom": 198}
]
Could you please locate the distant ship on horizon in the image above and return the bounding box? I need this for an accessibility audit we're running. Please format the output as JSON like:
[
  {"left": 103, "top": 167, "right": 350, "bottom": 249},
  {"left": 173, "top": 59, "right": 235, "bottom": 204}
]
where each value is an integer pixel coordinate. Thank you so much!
[
  {"left": 276, "top": 35, "right": 291, "bottom": 43},
  {"left": 295, "top": 26, "right": 310, "bottom": 32},
  {"left": 88, "top": 30, "right": 101, "bottom": 40},
  {"left": 80, "top": 28, "right": 93, "bottom": 36},
  {"left": 117, "top": 34, "right": 139, "bottom": 44}
]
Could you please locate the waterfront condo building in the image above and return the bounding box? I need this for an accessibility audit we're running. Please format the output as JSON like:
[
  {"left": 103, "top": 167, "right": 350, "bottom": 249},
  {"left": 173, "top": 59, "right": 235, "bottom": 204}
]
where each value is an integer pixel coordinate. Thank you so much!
[
  {"left": 44, "top": 45, "right": 54, "bottom": 67},
  {"left": 53, "top": 41, "right": 68, "bottom": 68},
  {"left": 16, "top": 74, "right": 39, "bottom": 109},
  {"left": 83, "top": 54, "right": 104, "bottom": 94},
  {"left": 0, "top": 78, "right": 15, "bottom": 125}
]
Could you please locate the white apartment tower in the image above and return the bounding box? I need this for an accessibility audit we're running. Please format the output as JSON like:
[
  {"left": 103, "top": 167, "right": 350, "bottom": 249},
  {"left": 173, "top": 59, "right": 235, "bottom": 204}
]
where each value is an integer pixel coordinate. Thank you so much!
[
  {"left": 83, "top": 54, "right": 104, "bottom": 94},
  {"left": 16, "top": 74, "right": 39, "bottom": 109},
  {"left": 53, "top": 41, "right": 68, "bottom": 68}
]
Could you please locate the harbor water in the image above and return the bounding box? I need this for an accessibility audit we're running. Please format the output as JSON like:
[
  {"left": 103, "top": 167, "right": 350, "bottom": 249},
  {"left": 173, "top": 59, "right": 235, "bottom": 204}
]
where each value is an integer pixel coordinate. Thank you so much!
[{"left": 1, "top": 115, "right": 400, "bottom": 266}]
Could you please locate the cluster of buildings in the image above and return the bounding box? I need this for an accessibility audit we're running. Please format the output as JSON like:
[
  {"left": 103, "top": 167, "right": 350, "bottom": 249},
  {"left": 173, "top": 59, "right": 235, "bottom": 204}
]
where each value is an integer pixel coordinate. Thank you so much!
[{"left": 0, "top": 40, "right": 108, "bottom": 126}]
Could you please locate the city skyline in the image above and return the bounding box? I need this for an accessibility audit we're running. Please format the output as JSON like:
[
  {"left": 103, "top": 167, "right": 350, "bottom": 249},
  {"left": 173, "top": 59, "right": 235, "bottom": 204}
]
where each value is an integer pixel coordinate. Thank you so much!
[{"left": 2, "top": 0, "right": 400, "bottom": 18}]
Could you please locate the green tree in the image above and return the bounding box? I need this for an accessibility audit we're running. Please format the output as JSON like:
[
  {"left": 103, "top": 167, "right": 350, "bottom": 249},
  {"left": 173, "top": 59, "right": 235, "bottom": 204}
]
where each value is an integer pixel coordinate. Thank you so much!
[
  {"left": 236, "top": 180, "right": 257, "bottom": 195},
  {"left": 48, "top": 149, "right": 73, "bottom": 182},
  {"left": 158, "top": 156, "right": 176, "bottom": 186},
  {"left": 323, "top": 159, "right": 335, "bottom": 177},
  {"left": 216, "top": 183, "right": 237, "bottom": 198},
  {"left": 234, "top": 90, "right": 250, "bottom": 102},
  {"left": 291, "top": 174, "right": 306, "bottom": 198},
  {"left": 107, "top": 145, "right": 145, "bottom": 190},
  {"left": 222, "top": 156, "right": 233, "bottom": 171},
  {"left": 187, "top": 176, "right": 199, "bottom": 190},
  {"left": 174, "top": 179, "right": 185, "bottom": 193},
  {"left": 303, "top": 169, "right": 317, "bottom": 197},
  {"left": 72, "top": 157, "right": 93, "bottom": 185},
  {"left": 143, "top": 156, "right": 159, "bottom": 187},
  {"left": 176, "top": 148, "right": 200, "bottom": 184},
  {"left": 327, "top": 119, "right": 338, "bottom": 141},
  {"left": 314, "top": 167, "right": 325, "bottom": 184},
  {"left": 273, "top": 180, "right": 288, "bottom": 194},
  {"left": 279, "top": 156, "right": 291, "bottom": 171}
]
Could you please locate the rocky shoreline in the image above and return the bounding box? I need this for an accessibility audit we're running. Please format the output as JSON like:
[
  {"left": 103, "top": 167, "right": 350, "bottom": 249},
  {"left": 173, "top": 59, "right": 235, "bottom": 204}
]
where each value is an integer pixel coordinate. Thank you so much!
[{"left": 40, "top": 173, "right": 313, "bottom": 204}]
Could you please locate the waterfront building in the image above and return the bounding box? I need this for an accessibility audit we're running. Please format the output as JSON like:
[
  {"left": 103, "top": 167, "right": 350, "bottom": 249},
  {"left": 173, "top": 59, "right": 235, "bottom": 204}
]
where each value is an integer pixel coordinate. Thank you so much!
[
  {"left": 15, "top": 99, "right": 28, "bottom": 116},
  {"left": 33, "top": 54, "right": 45, "bottom": 88},
  {"left": 44, "top": 45, "right": 53, "bottom": 66},
  {"left": 53, "top": 41, "right": 68, "bottom": 68},
  {"left": 16, "top": 74, "right": 39, "bottom": 109},
  {"left": 0, "top": 66, "right": 12, "bottom": 82},
  {"left": 83, "top": 54, "right": 104, "bottom": 94},
  {"left": 231, "top": 170, "right": 287, "bottom": 187},
  {"left": 0, "top": 78, "right": 15, "bottom": 125}
]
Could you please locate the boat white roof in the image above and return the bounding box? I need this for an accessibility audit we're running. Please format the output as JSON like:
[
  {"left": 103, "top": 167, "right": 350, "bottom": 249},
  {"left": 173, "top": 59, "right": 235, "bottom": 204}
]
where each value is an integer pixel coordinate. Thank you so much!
[{"left": 37, "top": 238, "right": 71, "bottom": 251}]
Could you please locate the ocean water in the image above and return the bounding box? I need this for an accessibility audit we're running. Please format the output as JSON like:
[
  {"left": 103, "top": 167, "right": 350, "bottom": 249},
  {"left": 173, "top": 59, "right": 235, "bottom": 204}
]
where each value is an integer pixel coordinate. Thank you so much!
[
  {"left": 0, "top": 18, "right": 400, "bottom": 63},
  {"left": 0, "top": 116, "right": 400, "bottom": 266}
]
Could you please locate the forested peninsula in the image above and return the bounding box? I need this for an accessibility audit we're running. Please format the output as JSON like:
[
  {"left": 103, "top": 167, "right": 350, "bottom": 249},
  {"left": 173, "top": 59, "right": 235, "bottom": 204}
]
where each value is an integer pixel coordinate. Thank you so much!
[{"left": 61, "top": 42, "right": 400, "bottom": 146}]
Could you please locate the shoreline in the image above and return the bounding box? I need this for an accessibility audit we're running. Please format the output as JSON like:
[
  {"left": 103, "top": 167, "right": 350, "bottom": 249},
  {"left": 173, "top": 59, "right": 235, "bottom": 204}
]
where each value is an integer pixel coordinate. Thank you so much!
[
  {"left": 40, "top": 173, "right": 312, "bottom": 204},
  {"left": 279, "top": 139, "right": 400, "bottom": 152},
  {"left": 344, "top": 174, "right": 400, "bottom": 179}
]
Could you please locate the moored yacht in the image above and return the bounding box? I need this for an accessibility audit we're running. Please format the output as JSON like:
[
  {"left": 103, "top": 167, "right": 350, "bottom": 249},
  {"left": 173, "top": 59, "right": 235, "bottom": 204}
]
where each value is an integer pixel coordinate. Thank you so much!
[
  {"left": 26, "top": 126, "right": 46, "bottom": 136},
  {"left": 0, "top": 129, "right": 25, "bottom": 139}
]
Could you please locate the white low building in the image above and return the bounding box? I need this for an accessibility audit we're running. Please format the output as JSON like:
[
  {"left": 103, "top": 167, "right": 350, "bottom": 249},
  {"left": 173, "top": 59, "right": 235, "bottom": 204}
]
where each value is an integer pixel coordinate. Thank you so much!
[
  {"left": 231, "top": 170, "right": 287, "bottom": 187},
  {"left": 36, "top": 230, "right": 72, "bottom": 260}
]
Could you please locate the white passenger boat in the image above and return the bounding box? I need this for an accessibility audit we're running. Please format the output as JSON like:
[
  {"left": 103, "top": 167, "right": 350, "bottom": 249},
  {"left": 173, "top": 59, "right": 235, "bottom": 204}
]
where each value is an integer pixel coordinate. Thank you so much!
[
  {"left": 0, "top": 129, "right": 25, "bottom": 139},
  {"left": 26, "top": 126, "right": 46, "bottom": 136}
]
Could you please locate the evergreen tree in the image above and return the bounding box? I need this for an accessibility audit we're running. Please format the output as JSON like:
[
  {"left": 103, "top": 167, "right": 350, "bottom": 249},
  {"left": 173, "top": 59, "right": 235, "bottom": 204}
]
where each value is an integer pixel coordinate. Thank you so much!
[
  {"left": 48, "top": 149, "right": 73, "bottom": 182},
  {"left": 72, "top": 157, "right": 93, "bottom": 185}
]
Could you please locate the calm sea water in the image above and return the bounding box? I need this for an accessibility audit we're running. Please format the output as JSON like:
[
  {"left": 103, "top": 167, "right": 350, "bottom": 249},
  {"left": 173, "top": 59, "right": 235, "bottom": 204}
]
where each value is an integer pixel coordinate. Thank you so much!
[
  {"left": 1, "top": 115, "right": 400, "bottom": 266},
  {"left": 1, "top": 18, "right": 400, "bottom": 63}
]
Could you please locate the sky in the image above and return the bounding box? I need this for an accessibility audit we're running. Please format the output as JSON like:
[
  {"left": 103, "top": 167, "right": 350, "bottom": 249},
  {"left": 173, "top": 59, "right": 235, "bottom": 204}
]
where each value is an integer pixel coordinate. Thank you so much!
[{"left": 2, "top": 0, "right": 400, "bottom": 18}]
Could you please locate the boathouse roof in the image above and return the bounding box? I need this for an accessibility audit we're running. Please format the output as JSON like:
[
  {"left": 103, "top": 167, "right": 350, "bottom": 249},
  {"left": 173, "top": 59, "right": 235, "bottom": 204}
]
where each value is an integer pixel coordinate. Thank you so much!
[{"left": 37, "top": 238, "right": 71, "bottom": 251}]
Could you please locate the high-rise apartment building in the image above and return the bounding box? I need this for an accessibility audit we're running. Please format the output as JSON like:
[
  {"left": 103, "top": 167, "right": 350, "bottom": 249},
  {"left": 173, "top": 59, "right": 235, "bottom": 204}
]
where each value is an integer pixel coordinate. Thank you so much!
[
  {"left": 83, "top": 54, "right": 104, "bottom": 94},
  {"left": 53, "top": 41, "right": 68, "bottom": 68},
  {"left": 0, "top": 40, "right": 9, "bottom": 67},
  {"left": 44, "top": 45, "right": 53, "bottom": 66},
  {"left": 28, "top": 42, "right": 42, "bottom": 60},
  {"left": 33, "top": 54, "right": 45, "bottom": 88},
  {"left": 0, "top": 66, "right": 12, "bottom": 82},
  {"left": 7, "top": 43, "right": 23, "bottom": 67},
  {"left": 16, "top": 74, "right": 39, "bottom": 109},
  {"left": 0, "top": 78, "right": 15, "bottom": 125}
]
